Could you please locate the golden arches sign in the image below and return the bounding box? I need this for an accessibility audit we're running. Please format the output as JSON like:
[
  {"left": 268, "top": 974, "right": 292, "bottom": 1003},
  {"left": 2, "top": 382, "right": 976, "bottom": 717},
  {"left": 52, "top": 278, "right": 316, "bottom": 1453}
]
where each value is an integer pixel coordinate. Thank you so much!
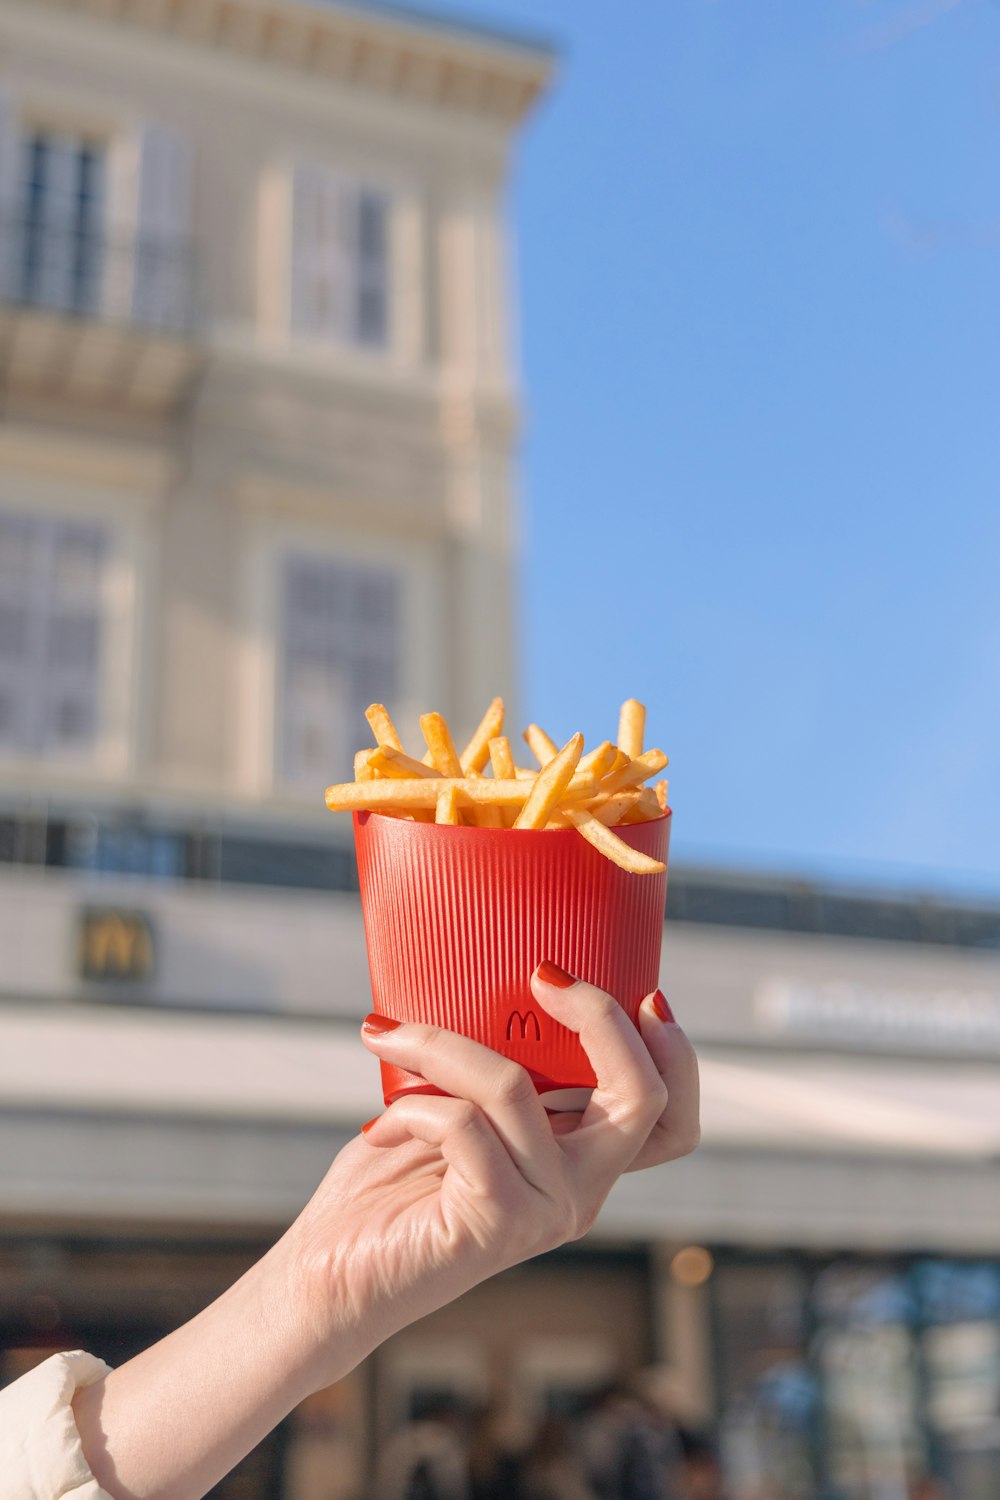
[
  {"left": 79, "top": 909, "right": 155, "bottom": 983},
  {"left": 505, "top": 1008, "right": 541, "bottom": 1042}
]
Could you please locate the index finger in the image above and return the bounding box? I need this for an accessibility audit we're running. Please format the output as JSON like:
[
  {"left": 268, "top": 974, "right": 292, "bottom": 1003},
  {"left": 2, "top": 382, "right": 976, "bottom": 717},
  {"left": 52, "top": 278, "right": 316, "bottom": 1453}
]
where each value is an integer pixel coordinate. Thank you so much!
[
  {"left": 360, "top": 1018, "right": 563, "bottom": 1194},
  {"left": 529, "top": 965, "right": 668, "bottom": 1178}
]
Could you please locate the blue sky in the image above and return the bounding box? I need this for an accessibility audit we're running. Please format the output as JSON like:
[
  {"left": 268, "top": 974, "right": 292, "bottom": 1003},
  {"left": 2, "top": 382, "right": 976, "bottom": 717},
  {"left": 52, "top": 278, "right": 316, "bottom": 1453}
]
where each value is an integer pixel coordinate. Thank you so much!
[{"left": 395, "top": 0, "right": 1000, "bottom": 897}]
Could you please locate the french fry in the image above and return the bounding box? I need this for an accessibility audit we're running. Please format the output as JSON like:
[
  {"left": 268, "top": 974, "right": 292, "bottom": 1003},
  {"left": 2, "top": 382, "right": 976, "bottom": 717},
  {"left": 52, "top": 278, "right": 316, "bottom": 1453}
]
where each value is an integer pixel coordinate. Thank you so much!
[
  {"left": 586, "top": 790, "right": 646, "bottom": 826},
  {"left": 420, "top": 712, "right": 463, "bottom": 777},
  {"left": 461, "top": 767, "right": 506, "bottom": 827},
  {"left": 365, "top": 703, "right": 402, "bottom": 752},
  {"left": 369, "top": 745, "right": 442, "bottom": 779},
  {"left": 514, "top": 734, "right": 584, "bottom": 830},
  {"left": 598, "top": 748, "right": 669, "bottom": 797},
  {"left": 488, "top": 736, "right": 516, "bottom": 781},
  {"left": 621, "top": 787, "right": 661, "bottom": 823},
  {"left": 472, "top": 803, "right": 505, "bottom": 828},
  {"left": 460, "top": 697, "right": 505, "bottom": 775},
  {"left": 487, "top": 737, "right": 517, "bottom": 826},
  {"left": 600, "top": 749, "right": 630, "bottom": 781},
  {"left": 523, "top": 724, "right": 559, "bottom": 768},
  {"left": 332, "top": 698, "right": 668, "bottom": 873},
  {"left": 577, "top": 740, "right": 617, "bottom": 778},
  {"left": 435, "top": 785, "right": 460, "bottom": 824},
  {"left": 325, "top": 774, "right": 598, "bottom": 813},
  {"left": 565, "top": 807, "right": 665, "bottom": 874},
  {"left": 617, "top": 698, "right": 646, "bottom": 761}
]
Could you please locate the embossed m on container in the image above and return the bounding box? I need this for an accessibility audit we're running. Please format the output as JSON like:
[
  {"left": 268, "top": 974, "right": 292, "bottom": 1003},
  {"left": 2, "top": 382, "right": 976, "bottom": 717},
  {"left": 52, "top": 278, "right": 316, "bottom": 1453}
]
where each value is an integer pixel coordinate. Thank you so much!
[{"left": 352, "top": 809, "right": 671, "bottom": 1106}]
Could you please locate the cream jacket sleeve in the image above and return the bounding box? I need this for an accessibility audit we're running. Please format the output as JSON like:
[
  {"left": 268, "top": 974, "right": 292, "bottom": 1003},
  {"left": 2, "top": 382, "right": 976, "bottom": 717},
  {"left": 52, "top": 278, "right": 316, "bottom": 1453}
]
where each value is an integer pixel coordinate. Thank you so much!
[{"left": 0, "top": 1350, "right": 114, "bottom": 1499}]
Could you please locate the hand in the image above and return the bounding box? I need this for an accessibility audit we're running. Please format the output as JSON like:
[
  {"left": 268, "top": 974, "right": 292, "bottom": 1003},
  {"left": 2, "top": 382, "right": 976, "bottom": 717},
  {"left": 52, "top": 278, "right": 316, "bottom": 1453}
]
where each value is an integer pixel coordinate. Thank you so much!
[
  {"left": 73, "top": 968, "right": 698, "bottom": 1500},
  {"left": 284, "top": 965, "right": 700, "bottom": 1390}
]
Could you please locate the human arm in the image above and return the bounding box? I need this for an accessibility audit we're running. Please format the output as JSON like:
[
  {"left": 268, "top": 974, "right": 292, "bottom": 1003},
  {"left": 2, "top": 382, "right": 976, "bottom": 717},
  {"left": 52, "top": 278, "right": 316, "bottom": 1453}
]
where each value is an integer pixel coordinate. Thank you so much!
[{"left": 72, "top": 966, "right": 699, "bottom": 1500}]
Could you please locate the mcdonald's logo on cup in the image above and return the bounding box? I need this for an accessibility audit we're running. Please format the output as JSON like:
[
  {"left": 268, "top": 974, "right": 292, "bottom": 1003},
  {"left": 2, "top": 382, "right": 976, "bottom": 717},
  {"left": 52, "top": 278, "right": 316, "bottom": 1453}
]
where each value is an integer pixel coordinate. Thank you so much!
[
  {"left": 505, "top": 1008, "right": 541, "bottom": 1043},
  {"left": 78, "top": 908, "right": 155, "bottom": 984}
]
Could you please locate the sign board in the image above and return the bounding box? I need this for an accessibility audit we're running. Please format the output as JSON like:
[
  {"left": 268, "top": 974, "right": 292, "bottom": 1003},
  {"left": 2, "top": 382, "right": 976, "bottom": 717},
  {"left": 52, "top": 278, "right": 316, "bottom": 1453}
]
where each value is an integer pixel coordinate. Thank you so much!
[
  {"left": 78, "top": 908, "right": 155, "bottom": 984},
  {"left": 756, "top": 976, "right": 1000, "bottom": 1056}
]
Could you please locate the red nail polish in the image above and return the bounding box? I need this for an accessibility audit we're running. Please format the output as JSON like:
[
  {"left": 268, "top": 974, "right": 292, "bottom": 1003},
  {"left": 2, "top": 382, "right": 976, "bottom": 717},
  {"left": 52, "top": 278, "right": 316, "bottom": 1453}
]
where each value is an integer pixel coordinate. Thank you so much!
[
  {"left": 362, "top": 1013, "right": 402, "bottom": 1035},
  {"left": 651, "top": 989, "right": 675, "bottom": 1023},
  {"left": 361, "top": 1116, "right": 380, "bottom": 1135},
  {"left": 536, "top": 960, "right": 576, "bottom": 989}
]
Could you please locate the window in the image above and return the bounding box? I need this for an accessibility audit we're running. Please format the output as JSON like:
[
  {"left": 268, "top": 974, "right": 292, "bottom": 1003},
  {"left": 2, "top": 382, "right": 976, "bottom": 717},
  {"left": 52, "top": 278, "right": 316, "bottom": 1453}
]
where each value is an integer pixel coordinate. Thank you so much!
[
  {"left": 290, "top": 167, "right": 390, "bottom": 349},
  {"left": 279, "top": 553, "right": 399, "bottom": 788},
  {"left": 18, "top": 131, "right": 105, "bottom": 315},
  {"left": 0, "top": 510, "right": 108, "bottom": 759}
]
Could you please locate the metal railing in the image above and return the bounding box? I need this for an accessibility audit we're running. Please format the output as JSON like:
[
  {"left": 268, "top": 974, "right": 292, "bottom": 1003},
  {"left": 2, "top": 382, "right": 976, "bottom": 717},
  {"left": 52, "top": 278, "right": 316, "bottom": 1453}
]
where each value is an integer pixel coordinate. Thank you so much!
[{"left": 0, "top": 216, "right": 199, "bottom": 336}]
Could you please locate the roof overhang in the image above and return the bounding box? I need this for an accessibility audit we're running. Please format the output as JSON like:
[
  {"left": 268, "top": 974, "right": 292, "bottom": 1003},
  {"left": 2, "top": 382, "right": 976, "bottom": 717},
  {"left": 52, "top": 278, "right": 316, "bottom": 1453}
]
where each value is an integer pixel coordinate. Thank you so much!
[{"left": 28, "top": 0, "right": 555, "bottom": 126}]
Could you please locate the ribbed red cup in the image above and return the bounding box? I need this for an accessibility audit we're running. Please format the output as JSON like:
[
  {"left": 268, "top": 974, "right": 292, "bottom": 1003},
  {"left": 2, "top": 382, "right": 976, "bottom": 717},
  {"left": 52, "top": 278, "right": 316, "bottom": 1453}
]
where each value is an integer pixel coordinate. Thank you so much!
[{"left": 353, "top": 809, "right": 671, "bottom": 1105}]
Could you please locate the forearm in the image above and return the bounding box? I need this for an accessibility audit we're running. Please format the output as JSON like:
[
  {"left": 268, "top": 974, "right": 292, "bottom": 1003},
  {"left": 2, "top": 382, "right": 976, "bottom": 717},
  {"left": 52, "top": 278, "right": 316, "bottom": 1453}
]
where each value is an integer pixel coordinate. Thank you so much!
[{"left": 72, "top": 1241, "right": 366, "bottom": 1500}]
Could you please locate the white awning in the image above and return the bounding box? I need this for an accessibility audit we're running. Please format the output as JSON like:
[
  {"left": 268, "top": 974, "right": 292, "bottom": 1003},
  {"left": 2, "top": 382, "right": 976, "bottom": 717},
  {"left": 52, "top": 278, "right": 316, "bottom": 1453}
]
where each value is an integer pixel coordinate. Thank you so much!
[
  {"left": 6, "top": 1004, "right": 999, "bottom": 1158},
  {"left": 3, "top": 1004, "right": 998, "bottom": 1247}
]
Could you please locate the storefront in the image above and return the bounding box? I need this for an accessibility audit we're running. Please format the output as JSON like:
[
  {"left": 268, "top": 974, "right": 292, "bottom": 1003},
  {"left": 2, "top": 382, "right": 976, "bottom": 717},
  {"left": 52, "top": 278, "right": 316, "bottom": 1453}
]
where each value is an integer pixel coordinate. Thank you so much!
[
  {"left": 712, "top": 1251, "right": 1000, "bottom": 1500},
  {"left": 2, "top": 855, "right": 999, "bottom": 1496}
]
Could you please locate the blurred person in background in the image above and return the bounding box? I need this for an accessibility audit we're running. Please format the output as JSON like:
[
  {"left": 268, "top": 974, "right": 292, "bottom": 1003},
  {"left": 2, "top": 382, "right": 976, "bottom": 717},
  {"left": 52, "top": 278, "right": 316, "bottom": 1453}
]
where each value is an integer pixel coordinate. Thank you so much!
[
  {"left": 467, "top": 1403, "right": 526, "bottom": 1500},
  {"left": 908, "top": 1479, "right": 951, "bottom": 1500},
  {"left": 679, "top": 1438, "right": 728, "bottom": 1500},
  {"left": 577, "top": 1382, "right": 672, "bottom": 1500},
  {"left": 376, "top": 1396, "right": 470, "bottom": 1500},
  {"left": 519, "top": 1414, "right": 598, "bottom": 1500}
]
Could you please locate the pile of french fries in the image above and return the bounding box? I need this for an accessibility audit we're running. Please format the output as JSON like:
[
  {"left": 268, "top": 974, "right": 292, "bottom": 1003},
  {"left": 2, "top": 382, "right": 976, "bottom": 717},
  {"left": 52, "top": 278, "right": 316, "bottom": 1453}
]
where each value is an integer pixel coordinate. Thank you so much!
[{"left": 324, "top": 698, "right": 669, "bottom": 875}]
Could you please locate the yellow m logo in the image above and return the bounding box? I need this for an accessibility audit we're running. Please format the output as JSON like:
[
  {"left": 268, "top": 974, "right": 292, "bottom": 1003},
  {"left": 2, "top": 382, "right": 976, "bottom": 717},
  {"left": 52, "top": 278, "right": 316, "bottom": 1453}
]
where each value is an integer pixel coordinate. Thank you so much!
[
  {"left": 80, "top": 910, "right": 154, "bottom": 982},
  {"left": 505, "top": 1009, "right": 541, "bottom": 1042}
]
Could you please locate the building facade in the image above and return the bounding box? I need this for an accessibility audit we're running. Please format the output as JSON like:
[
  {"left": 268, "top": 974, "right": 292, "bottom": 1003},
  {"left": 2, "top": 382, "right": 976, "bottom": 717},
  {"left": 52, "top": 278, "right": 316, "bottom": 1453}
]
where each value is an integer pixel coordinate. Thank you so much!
[
  {"left": 0, "top": 0, "right": 547, "bottom": 825},
  {"left": 2, "top": 5, "right": 1000, "bottom": 1500}
]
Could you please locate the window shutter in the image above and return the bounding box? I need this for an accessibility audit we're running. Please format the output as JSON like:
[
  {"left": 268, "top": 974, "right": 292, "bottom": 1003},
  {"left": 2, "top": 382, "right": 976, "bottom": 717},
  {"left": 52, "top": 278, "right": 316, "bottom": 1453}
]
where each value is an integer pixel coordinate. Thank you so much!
[
  {"left": 290, "top": 163, "right": 345, "bottom": 340},
  {"left": 103, "top": 130, "right": 140, "bottom": 321},
  {"left": 354, "top": 188, "right": 390, "bottom": 348},
  {"left": 0, "top": 91, "right": 20, "bottom": 300},
  {"left": 392, "top": 190, "right": 424, "bottom": 364},
  {"left": 132, "top": 121, "right": 193, "bottom": 329},
  {"left": 0, "top": 512, "right": 41, "bottom": 753}
]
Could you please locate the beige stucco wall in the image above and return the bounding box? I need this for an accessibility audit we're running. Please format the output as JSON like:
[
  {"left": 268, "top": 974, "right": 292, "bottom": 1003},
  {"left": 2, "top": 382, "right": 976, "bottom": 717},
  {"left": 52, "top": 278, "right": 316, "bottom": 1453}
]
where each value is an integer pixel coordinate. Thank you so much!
[{"left": 0, "top": 0, "right": 530, "bottom": 808}]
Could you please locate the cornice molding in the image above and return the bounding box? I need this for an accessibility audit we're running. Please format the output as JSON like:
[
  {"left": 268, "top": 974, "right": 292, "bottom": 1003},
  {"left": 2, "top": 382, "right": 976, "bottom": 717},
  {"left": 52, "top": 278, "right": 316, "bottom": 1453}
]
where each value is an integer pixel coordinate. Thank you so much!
[
  {"left": 0, "top": 423, "right": 174, "bottom": 498},
  {"left": 29, "top": 0, "right": 553, "bottom": 127},
  {"left": 232, "top": 468, "right": 446, "bottom": 538}
]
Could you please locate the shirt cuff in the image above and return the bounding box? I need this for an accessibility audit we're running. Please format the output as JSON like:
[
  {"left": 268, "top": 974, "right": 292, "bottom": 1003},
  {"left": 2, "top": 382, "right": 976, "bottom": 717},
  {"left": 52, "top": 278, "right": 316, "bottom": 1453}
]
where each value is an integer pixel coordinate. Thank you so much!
[{"left": 0, "top": 1349, "right": 114, "bottom": 1499}]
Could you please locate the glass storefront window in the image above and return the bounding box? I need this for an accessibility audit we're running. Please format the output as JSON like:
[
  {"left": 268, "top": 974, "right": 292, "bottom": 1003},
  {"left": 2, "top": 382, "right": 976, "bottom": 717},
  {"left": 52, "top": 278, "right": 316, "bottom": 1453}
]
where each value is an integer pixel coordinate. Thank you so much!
[
  {"left": 915, "top": 1262, "right": 1000, "bottom": 1500},
  {"left": 714, "top": 1257, "right": 1000, "bottom": 1500},
  {"left": 713, "top": 1263, "right": 820, "bottom": 1500},
  {"left": 812, "top": 1265, "right": 923, "bottom": 1500}
]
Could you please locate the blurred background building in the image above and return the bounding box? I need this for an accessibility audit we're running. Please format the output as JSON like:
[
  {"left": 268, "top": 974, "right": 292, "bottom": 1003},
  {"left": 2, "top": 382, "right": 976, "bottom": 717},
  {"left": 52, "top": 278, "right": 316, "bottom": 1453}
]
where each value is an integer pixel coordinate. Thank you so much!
[{"left": 0, "top": 2, "right": 998, "bottom": 1498}]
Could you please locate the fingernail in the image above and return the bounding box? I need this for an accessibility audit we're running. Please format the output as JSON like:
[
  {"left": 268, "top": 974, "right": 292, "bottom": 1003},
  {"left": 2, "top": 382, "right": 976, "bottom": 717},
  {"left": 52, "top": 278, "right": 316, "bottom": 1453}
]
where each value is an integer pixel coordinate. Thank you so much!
[
  {"left": 361, "top": 1116, "right": 380, "bottom": 1135},
  {"left": 650, "top": 989, "right": 675, "bottom": 1023},
  {"left": 362, "top": 1013, "right": 402, "bottom": 1036},
  {"left": 536, "top": 960, "right": 576, "bottom": 989}
]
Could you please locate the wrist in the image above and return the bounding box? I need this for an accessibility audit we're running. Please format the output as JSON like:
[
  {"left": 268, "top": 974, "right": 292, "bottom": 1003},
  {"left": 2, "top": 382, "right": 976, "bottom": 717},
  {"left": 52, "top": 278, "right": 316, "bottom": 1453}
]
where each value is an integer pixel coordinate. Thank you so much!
[{"left": 258, "top": 1226, "right": 376, "bottom": 1399}]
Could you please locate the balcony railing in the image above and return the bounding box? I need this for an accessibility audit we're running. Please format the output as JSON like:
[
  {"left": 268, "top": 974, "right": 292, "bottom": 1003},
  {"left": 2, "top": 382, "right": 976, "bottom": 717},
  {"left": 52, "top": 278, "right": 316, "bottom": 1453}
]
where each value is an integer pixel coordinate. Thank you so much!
[{"left": 0, "top": 216, "right": 199, "bottom": 336}]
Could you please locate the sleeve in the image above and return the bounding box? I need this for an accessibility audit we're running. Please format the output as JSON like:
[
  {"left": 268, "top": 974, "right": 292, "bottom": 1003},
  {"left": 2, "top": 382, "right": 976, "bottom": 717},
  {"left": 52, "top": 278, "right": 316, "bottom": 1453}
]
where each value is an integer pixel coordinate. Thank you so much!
[{"left": 0, "top": 1350, "right": 115, "bottom": 1499}]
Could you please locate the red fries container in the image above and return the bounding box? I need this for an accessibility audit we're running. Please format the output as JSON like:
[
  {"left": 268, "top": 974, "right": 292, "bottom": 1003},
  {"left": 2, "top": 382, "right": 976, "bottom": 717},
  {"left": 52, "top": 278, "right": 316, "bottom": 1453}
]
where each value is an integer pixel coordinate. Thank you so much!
[{"left": 353, "top": 809, "right": 671, "bottom": 1106}]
